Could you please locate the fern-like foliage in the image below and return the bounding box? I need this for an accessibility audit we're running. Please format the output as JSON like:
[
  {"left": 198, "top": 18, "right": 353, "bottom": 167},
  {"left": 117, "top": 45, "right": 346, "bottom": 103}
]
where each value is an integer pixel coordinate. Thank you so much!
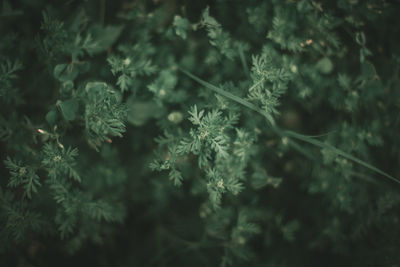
[
  {"left": 4, "top": 157, "right": 41, "bottom": 199},
  {"left": 108, "top": 42, "right": 157, "bottom": 92},
  {"left": 200, "top": 7, "right": 236, "bottom": 60},
  {"left": 42, "top": 143, "right": 80, "bottom": 182},
  {"left": 0, "top": 60, "right": 22, "bottom": 102},
  {"left": 83, "top": 82, "right": 127, "bottom": 150},
  {"left": 2, "top": 1, "right": 400, "bottom": 266},
  {"left": 248, "top": 50, "right": 293, "bottom": 125}
]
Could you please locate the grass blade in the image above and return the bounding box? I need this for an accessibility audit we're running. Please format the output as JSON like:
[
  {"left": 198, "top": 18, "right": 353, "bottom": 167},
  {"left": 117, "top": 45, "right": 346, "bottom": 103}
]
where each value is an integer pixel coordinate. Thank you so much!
[
  {"left": 283, "top": 130, "right": 400, "bottom": 184},
  {"left": 179, "top": 68, "right": 265, "bottom": 115},
  {"left": 180, "top": 68, "right": 400, "bottom": 185}
]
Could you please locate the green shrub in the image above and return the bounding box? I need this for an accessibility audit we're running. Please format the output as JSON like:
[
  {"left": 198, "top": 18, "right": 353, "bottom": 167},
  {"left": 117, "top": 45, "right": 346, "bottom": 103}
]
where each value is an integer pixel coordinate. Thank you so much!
[{"left": 1, "top": 0, "right": 400, "bottom": 266}]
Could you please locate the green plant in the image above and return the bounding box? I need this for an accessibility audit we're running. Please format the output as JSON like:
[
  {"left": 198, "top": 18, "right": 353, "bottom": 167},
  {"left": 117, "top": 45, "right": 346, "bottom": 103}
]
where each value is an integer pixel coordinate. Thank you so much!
[{"left": 2, "top": 0, "right": 400, "bottom": 266}]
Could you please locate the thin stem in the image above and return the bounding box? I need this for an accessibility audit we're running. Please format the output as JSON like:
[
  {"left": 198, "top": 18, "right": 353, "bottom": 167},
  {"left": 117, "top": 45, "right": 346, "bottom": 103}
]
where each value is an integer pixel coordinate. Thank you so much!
[
  {"left": 238, "top": 45, "right": 249, "bottom": 76},
  {"left": 248, "top": 78, "right": 265, "bottom": 92}
]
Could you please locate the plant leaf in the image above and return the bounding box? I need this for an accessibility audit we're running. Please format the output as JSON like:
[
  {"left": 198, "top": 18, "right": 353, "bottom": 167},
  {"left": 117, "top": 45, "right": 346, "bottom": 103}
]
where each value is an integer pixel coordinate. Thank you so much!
[
  {"left": 58, "top": 99, "right": 79, "bottom": 121},
  {"left": 180, "top": 68, "right": 400, "bottom": 185}
]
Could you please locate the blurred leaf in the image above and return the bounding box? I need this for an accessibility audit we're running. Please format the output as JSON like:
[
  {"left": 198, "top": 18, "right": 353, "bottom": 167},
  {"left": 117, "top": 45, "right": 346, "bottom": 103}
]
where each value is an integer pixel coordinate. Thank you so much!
[
  {"left": 361, "top": 61, "right": 377, "bottom": 79},
  {"left": 46, "top": 109, "right": 59, "bottom": 125},
  {"left": 316, "top": 57, "right": 333, "bottom": 74},
  {"left": 54, "top": 64, "right": 78, "bottom": 82},
  {"left": 173, "top": 15, "right": 190, "bottom": 39},
  {"left": 86, "top": 25, "right": 123, "bottom": 55},
  {"left": 127, "top": 97, "right": 165, "bottom": 126},
  {"left": 58, "top": 99, "right": 79, "bottom": 121}
]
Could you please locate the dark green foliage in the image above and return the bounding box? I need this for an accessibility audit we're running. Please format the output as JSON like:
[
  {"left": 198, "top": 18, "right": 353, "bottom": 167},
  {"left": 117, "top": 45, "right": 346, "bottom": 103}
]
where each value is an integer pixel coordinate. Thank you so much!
[
  {"left": 41, "top": 143, "right": 80, "bottom": 182},
  {"left": 4, "top": 157, "right": 41, "bottom": 199},
  {"left": 83, "top": 82, "right": 127, "bottom": 149},
  {"left": 1, "top": 0, "right": 400, "bottom": 266}
]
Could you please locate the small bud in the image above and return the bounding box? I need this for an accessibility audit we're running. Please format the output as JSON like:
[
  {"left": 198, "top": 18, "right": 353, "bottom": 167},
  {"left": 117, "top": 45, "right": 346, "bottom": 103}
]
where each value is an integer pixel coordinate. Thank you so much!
[
  {"left": 37, "top": 129, "right": 47, "bottom": 134},
  {"left": 217, "top": 179, "right": 225, "bottom": 189},
  {"left": 282, "top": 137, "right": 289, "bottom": 146},
  {"left": 254, "top": 128, "right": 262, "bottom": 134},
  {"left": 168, "top": 111, "right": 183, "bottom": 124},
  {"left": 123, "top": 58, "right": 131, "bottom": 66},
  {"left": 237, "top": 236, "right": 246, "bottom": 245},
  {"left": 19, "top": 167, "right": 27, "bottom": 176}
]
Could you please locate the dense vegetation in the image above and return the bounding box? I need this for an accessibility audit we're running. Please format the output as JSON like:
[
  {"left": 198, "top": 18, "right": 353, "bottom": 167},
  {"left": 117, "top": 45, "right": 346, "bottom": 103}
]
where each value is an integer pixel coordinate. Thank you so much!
[{"left": 1, "top": 0, "right": 400, "bottom": 266}]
